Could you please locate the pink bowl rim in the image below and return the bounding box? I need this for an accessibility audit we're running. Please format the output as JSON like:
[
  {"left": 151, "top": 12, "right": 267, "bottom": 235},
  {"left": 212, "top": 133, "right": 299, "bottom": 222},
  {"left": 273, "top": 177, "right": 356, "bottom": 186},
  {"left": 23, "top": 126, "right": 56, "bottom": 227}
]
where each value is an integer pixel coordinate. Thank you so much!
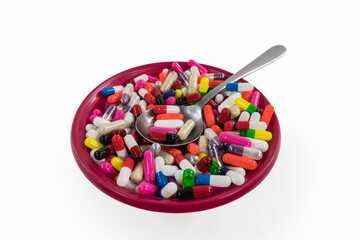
[{"left": 71, "top": 62, "right": 281, "bottom": 213}]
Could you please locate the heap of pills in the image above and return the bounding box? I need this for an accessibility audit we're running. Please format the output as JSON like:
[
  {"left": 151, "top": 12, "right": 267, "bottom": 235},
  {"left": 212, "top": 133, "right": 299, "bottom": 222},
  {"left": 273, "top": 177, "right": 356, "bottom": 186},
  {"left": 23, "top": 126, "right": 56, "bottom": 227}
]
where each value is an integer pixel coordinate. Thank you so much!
[{"left": 84, "top": 60, "right": 275, "bottom": 200}]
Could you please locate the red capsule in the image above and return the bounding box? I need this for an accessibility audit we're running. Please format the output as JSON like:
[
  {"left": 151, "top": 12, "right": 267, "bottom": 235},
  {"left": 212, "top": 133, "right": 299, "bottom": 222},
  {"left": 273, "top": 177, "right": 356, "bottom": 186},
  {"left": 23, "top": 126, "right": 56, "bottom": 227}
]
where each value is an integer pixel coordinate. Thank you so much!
[
  {"left": 152, "top": 87, "right": 162, "bottom": 97},
  {"left": 149, "top": 131, "right": 179, "bottom": 144},
  {"left": 176, "top": 93, "right": 201, "bottom": 105},
  {"left": 171, "top": 80, "right": 182, "bottom": 90},
  {"left": 208, "top": 99, "right": 219, "bottom": 109},
  {"left": 174, "top": 153, "right": 187, "bottom": 166},
  {"left": 123, "top": 157, "right": 135, "bottom": 170},
  {"left": 144, "top": 82, "right": 153, "bottom": 93},
  {"left": 112, "top": 135, "right": 125, "bottom": 151},
  {"left": 130, "top": 129, "right": 139, "bottom": 142},
  {"left": 132, "top": 104, "right": 142, "bottom": 118},
  {"left": 217, "top": 108, "right": 231, "bottom": 125},
  {"left": 162, "top": 147, "right": 182, "bottom": 157},
  {"left": 196, "top": 156, "right": 212, "bottom": 172},
  {"left": 224, "top": 121, "right": 234, "bottom": 131}
]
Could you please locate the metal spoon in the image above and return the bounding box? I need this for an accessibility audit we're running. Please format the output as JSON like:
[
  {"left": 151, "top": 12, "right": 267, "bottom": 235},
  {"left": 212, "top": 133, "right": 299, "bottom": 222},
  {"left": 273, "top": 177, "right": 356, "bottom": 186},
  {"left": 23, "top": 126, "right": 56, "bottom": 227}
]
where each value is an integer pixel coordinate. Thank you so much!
[{"left": 135, "top": 45, "right": 287, "bottom": 147}]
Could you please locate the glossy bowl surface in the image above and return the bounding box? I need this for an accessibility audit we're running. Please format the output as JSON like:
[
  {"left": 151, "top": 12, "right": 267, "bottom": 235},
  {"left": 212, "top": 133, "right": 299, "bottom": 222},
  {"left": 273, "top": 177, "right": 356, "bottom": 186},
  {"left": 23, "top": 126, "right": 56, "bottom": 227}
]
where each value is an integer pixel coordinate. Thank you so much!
[{"left": 71, "top": 62, "right": 281, "bottom": 213}]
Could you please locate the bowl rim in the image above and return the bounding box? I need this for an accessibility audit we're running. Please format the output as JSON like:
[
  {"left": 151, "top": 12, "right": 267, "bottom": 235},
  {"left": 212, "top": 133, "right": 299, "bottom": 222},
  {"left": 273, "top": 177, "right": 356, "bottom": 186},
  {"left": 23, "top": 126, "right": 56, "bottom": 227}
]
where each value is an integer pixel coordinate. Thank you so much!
[{"left": 71, "top": 61, "right": 281, "bottom": 213}]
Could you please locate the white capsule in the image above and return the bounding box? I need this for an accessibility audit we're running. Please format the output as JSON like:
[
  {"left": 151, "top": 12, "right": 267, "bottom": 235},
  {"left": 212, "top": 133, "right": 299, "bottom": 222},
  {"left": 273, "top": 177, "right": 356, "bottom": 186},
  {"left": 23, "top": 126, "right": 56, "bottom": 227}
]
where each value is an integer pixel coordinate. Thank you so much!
[
  {"left": 117, "top": 166, "right": 132, "bottom": 187},
  {"left": 190, "top": 66, "right": 200, "bottom": 76},
  {"left": 162, "top": 165, "right": 179, "bottom": 176},
  {"left": 154, "top": 119, "right": 184, "bottom": 129},
  {"left": 174, "top": 170, "right": 183, "bottom": 185},
  {"left": 124, "top": 134, "right": 137, "bottom": 149},
  {"left": 123, "top": 180, "right": 137, "bottom": 191},
  {"left": 158, "top": 150, "right": 174, "bottom": 165},
  {"left": 250, "top": 112, "right": 261, "bottom": 122},
  {"left": 86, "top": 129, "right": 100, "bottom": 141},
  {"left": 230, "top": 105, "right": 241, "bottom": 119},
  {"left": 238, "top": 111, "right": 250, "bottom": 121},
  {"left": 225, "top": 170, "right": 245, "bottom": 185},
  {"left": 90, "top": 149, "right": 105, "bottom": 165},
  {"left": 224, "top": 165, "right": 246, "bottom": 176},
  {"left": 124, "top": 112, "right": 135, "bottom": 128},
  {"left": 209, "top": 175, "right": 232, "bottom": 187},
  {"left": 134, "top": 74, "right": 148, "bottom": 83},
  {"left": 155, "top": 156, "right": 165, "bottom": 173},
  {"left": 85, "top": 124, "right": 97, "bottom": 131},
  {"left": 218, "top": 92, "right": 241, "bottom": 113},
  {"left": 215, "top": 94, "right": 224, "bottom": 104},
  {"left": 247, "top": 137, "right": 269, "bottom": 152},
  {"left": 93, "top": 117, "right": 110, "bottom": 127},
  {"left": 181, "top": 85, "right": 188, "bottom": 96},
  {"left": 124, "top": 128, "right": 132, "bottom": 134},
  {"left": 162, "top": 68, "right": 169, "bottom": 74},
  {"left": 139, "top": 100, "right": 148, "bottom": 112},
  {"left": 245, "top": 121, "right": 267, "bottom": 130},
  {"left": 159, "top": 182, "right": 178, "bottom": 198},
  {"left": 179, "top": 159, "right": 195, "bottom": 171}
]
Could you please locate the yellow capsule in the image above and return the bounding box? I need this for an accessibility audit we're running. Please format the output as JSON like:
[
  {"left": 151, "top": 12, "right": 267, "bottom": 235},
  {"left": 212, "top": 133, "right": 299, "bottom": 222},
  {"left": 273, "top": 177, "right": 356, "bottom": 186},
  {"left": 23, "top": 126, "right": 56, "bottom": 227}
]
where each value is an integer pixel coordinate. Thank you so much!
[
  {"left": 255, "top": 130, "right": 272, "bottom": 141},
  {"left": 187, "top": 74, "right": 198, "bottom": 95},
  {"left": 174, "top": 89, "right": 183, "bottom": 99},
  {"left": 177, "top": 119, "right": 195, "bottom": 141},
  {"left": 160, "top": 71, "right": 178, "bottom": 93},
  {"left": 84, "top": 137, "right": 103, "bottom": 149},
  {"left": 198, "top": 77, "right": 209, "bottom": 97},
  {"left": 198, "top": 153, "right": 208, "bottom": 161},
  {"left": 110, "top": 157, "right": 124, "bottom": 171}
]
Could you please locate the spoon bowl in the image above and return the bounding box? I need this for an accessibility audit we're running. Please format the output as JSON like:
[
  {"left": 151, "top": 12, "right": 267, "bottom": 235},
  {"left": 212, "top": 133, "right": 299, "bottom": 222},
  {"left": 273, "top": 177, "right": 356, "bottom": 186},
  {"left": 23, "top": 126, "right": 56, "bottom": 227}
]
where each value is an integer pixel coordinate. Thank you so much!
[{"left": 136, "top": 45, "right": 287, "bottom": 147}]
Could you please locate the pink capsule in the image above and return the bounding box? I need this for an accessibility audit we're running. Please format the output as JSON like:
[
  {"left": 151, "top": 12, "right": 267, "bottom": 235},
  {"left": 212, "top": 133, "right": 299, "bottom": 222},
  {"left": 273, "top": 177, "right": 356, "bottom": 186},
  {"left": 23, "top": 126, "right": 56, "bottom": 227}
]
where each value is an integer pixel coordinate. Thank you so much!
[
  {"left": 250, "top": 91, "right": 260, "bottom": 107},
  {"left": 188, "top": 59, "right": 208, "bottom": 75},
  {"left": 92, "top": 109, "right": 103, "bottom": 116},
  {"left": 144, "top": 150, "right": 156, "bottom": 183},
  {"left": 219, "top": 132, "right": 251, "bottom": 147},
  {"left": 99, "top": 161, "right": 118, "bottom": 179},
  {"left": 112, "top": 109, "right": 125, "bottom": 121},
  {"left": 166, "top": 96, "right": 176, "bottom": 105},
  {"left": 135, "top": 79, "right": 145, "bottom": 92},
  {"left": 138, "top": 182, "right": 159, "bottom": 195},
  {"left": 172, "top": 62, "right": 184, "bottom": 74},
  {"left": 149, "top": 127, "right": 178, "bottom": 134}
]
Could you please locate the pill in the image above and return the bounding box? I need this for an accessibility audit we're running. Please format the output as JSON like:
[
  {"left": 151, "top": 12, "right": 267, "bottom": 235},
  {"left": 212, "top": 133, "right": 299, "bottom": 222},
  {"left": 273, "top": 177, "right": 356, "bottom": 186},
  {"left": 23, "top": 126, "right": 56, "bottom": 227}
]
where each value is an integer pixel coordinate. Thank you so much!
[
  {"left": 260, "top": 105, "right": 274, "bottom": 128},
  {"left": 236, "top": 121, "right": 267, "bottom": 131},
  {"left": 188, "top": 60, "right": 208, "bottom": 75},
  {"left": 204, "top": 104, "right": 216, "bottom": 128},
  {"left": 99, "top": 161, "right": 118, "bottom": 179},
  {"left": 102, "top": 85, "right": 124, "bottom": 96},
  {"left": 183, "top": 169, "right": 195, "bottom": 187},
  {"left": 218, "top": 92, "right": 241, "bottom": 113},
  {"left": 222, "top": 168, "right": 245, "bottom": 185},
  {"left": 219, "top": 132, "right": 251, "bottom": 147},
  {"left": 156, "top": 113, "right": 184, "bottom": 120},
  {"left": 204, "top": 128, "right": 223, "bottom": 148},
  {"left": 195, "top": 174, "right": 231, "bottom": 187},
  {"left": 143, "top": 150, "right": 156, "bottom": 184},
  {"left": 117, "top": 157, "right": 135, "bottom": 187},
  {"left": 130, "top": 160, "right": 144, "bottom": 183},
  {"left": 111, "top": 135, "right": 128, "bottom": 159},
  {"left": 155, "top": 156, "right": 168, "bottom": 188},
  {"left": 154, "top": 119, "right": 184, "bottom": 129},
  {"left": 249, "top": 112, "right": 261, "bottom": 122},
  {"left": 250, "top": 91, "right": 260, "bottom": 107},
  {"left": 84, "top": 137, "right": 103, "bottom": 150},
  {"left": 138, "top": 88, "right": 156, "bottom": 104},
  {"left": 175, "top": 153, "right": 196, "bottom": 171},
  {"left": 235, "top": 97, "right": 261, "bottom": 114},
  {"left": 226, "top": 83, "right": 254, "bottom": 92},
  {"left": 222, "top": 153, "right": 257, "bottom": 170},
  {"left": 177, "top": 119, "right": 195, "bottom": 141},
  {"left": 153, "top": 105, "right": 180, "bottom": 114},
  {"left": 110, "top": 157, "right": 124, "bottom": 171},
  {"left": 124, "top": 134, "right": 143, "bottom": 160},
  {"left": 224, "top": 144, "right": 263, "bottom": 160},
  {"left": 160, "top": 71, "right": 178, "bottom": 93},
  {"left": 120, "top": 83, "right": 134, "bottom": 105},
  {"left": 176, "top": 93, "right": 201, "bottom": 105},
  {"left": 138, "top": 182, "right": 159, "bottom": 195},
  {"left": 149, "top": 131, "right": 179, "bottom": 144},
  {"left": 240, "top": 129, "right": 272, "bottom": 141},
  {"left": 198, "top": 77, "right": 209, "bottom": 97},
  {"left": 187, "top": 143, "right": 200, "bottom": 155},
  {"left": 149, "top": 127, "right": 178, "bottom": 134},
  {"left": 158, "top": 182, "right": 178, "bottom": 198}
]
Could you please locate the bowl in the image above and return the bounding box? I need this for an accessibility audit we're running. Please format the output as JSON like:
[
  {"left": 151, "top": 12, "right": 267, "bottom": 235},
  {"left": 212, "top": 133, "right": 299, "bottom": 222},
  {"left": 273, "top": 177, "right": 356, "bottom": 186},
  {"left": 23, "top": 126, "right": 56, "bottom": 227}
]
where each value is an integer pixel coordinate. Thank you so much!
[{"left": 71, "top": 62, "right": 281, "bottom": 213}]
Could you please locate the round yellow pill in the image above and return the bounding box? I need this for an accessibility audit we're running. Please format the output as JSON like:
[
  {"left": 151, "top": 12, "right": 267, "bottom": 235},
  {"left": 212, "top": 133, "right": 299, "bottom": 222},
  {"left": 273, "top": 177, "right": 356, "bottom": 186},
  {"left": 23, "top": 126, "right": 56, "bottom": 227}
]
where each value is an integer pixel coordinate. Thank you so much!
[
  {"left": 174, "top": 89, "right": 183, "bottom": 99},
  {"left": 198, "top": 153, "right": 208, "bottom": 161}
]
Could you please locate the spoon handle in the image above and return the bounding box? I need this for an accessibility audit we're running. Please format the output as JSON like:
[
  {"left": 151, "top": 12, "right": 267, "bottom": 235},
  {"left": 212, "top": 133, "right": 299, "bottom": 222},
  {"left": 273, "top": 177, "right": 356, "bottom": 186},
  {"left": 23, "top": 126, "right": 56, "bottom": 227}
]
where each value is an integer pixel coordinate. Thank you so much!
[{"left": 195, "top": 45, "right": 287, "bottom": 109}]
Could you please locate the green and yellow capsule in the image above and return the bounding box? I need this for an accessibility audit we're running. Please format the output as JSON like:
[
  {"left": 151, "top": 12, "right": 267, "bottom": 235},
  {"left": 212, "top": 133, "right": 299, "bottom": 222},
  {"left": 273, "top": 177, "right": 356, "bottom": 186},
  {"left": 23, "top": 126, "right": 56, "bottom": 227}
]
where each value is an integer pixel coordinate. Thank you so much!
[
  {"left": 235, "top": 97, "right": 261, "bottom": 114},
  {"left": 240, "top": 129, "right": 272, "bottom": 141}
]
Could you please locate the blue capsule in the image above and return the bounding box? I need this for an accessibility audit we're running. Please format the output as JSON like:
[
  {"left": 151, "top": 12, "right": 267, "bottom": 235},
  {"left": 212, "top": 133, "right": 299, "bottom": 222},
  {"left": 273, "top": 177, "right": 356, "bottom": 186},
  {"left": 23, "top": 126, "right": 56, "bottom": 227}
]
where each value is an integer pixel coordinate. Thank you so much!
[
  {"left": 101, "top": 85, "right": 124, "bottom": 96},
  {"left": 156, "top": 171, "right": 168, "bottom": 189},
  {"left": 225, "top": 83, "right": 239, "bottom": 92},
  {"left": 195, "top": 174, "right": 211, "bottom": 185}
]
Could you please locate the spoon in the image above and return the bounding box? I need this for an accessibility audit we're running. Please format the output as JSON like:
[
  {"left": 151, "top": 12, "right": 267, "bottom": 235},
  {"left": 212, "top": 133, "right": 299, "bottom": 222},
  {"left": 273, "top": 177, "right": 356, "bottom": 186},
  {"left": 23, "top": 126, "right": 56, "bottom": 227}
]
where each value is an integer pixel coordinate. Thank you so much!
[{"left": 135, "top": 45, "right": 287, "bottom": 147}]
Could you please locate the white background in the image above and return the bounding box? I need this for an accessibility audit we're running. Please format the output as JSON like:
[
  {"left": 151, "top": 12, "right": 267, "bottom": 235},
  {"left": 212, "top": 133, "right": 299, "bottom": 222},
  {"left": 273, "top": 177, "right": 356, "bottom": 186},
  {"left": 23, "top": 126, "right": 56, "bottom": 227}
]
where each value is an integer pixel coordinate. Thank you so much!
[{"left": 1, "top": 0, "right": 359, "bottom": 239}]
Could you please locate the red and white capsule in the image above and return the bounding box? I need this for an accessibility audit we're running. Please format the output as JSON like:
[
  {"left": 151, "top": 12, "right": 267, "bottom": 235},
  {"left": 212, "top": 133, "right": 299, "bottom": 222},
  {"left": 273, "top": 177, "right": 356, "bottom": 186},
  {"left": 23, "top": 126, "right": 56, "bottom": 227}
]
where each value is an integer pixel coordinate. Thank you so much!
[
  {"left": 111, "top": 135, "right": 128, "bottom": 159},
  {"left": 153, "top": 105, "right": 180, "bottom": 114},
  {"left": 138, "top": 88, "right": 156, "bottom": 104},
  {"left": 116, "top": 157, "right": 135, "bottom": 187},
  {"left": 236, "top": 121, "right": 267, "bottom": 131},
  {"left": 124, "top": 134, "right": 143, "bottom": 160}
]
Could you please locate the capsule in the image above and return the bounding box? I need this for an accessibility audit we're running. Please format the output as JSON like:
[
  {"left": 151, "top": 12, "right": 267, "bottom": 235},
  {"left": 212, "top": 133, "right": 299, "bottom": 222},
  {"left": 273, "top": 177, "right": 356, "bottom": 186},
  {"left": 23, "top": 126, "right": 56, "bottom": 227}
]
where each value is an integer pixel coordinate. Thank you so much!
[
  {"left": 198, "top": 135, "right": 209, "bottom": 154},
  {"left": 250, "top": 91, "right": 260, "bottom": 107},
  {"left": 134, "top": 79, "right": 145, "bottom": 92},
  {"left": 159, "top": 69, "right": 168, "bottom": 83},
  {"left": 120, "top": 83, "right": 134, "bottom": 105},
  {"left": 155, "top": 156, "right": 168, "bottom": 189},
  {"left": 111, "top": 135, "right": 128, "bottom": 159},
  {"left": 156, "top": 113, "right": 184, "bottom": 120},
  {"left": 238, "top": 111, "right": 250, "bottom": 121},
  {"left": 132, "top": 104, "right": 142, "bottom": 120},
  {"left": 207, "top": 160, "right": 222, "bottom": 175},
  {"left": 187, "top": 73, "right": 198, "bottom": 95},
  {"left": 260, "top": 105, "right": 274, "bottom": 128},
  {"left": 187, "top": 143, "right": 200, "bottom": 155},
  {"left": 242, "top": 88, "right": 253, "bottom": 102},
  {"left": 163, "top": 89, "right": 176, "bottom": 99},
  {"left": 158, "top": 150, "right": 174, "bottom": 165},
  {"left": 153, "top": 105, "right": 180, "bottom": 114},
  {"left": 249, "top": 112, "right": 261, "bottom": 122},
  {"left": 235, "top": 97, "right": 261, "bottom": 114},
  {"left": 218, "top": 92, "right": 241, "bottom": 113},
  {"left": 102, "top": 105, "right": 117, "bottom": 121},
  {"left": 222, "top": 153, "right": 257, "bottom": 170},
  {"left": 102, "top": 85, "right": 124, "bottom": 96},
  {"left": 162, "top": 165, "right": 179, "bottom": 176},
  {"left": 175, "top": 153, "right": 196, "bottom": 171},
  {"left": 138, "top": 182, "right": 159, "bottom": 195},
  {"left": 176, "top": 185, "right": 212, "bottom": 200},
  {"left": 151, "top": 87, "right": 165, "bottom": 105},
  {"left": 116, "top": 157, "right": 135, "bottom": 187},
  {"left": 195, "top": 174, "right": 231, "bottom": 187},
  {"left": 149, "top": 127, "right": 178, "bottom": 134},
  {"left": 176, "top": 93, "right": 201, "bottom": 105},
  {"left": 124, "top": 134, "right": 143, "bottom": 160},
  {"left": 143, "top": 150, "right": 156, "bottom": 183},
  {"left": 134, "top": 74, "right": 159, "bottom": 83},
  {"left": 219, "top": 132, "right": 251, "bottom": 147},
  {"left": 110, "top": 156, "right": 124, "bottom": 171},
  {"left": 224, "top": 121, "right": 234, "bottom": 131},
  {"left": 198, "top": 77, "right": 209, "bottom": 97},
  {"left": 208, "top": 99, "right": 219, "bottom": 109},
  {"left": 195, "top": 156, "right": 212, "bottom": 172},
  {"left": 86, "top": 129, "right": 101, "bottom": 141},
  {"left": 224, "top": 165, "right": 246, "bottom": 176},
  {"left": 149, "top": 131, "right": 179, "bottom": 144},
  {"left": 204, "top": 128, "right": 223, "bottom": 148},
  {"left": 171, "top": 80, "right": 182, "bottom": 90},
  {"left": 236, "top": 121, "right": 267, "bottom": 131},
  {"left": 160, "top": 71, "right": 178, "bottom": 93},
  {"left": 89, "top": 149, "right": 105, "bottom": 165},
  {"left": 188, "top": 60, "right": 208, "bottom": 75},
  {"left": 94, "top": 144, "right": 114, "bottom": 160},
  {"left": 113, "top": 109, "right": 125, "bottom": 121},
  {"left": 177, "top": 119, "right": 195, "bottom": 141},
  {"left": 159, "top": 182, "right": 178, "bottom": 198},
  {"left": 172, "top": 62, "right": 189, "bottom": 85},
  {"left": 174, "top": 170, "right": 184, "bottom": 185},
  {"left": 107, "top": 91, "right": 123, "bottom": 103},
  {"left": 224, "top": 144, "right": 262, "bottom": 160},
  {"left": 207, "top": 142, "right": 223, "bottom": 168},
  {"left": 183, "top": 169, "right": 195, "bottom": 187},
  {"left": 217, "top": 108, "right": 231, "bottom": 126},
  {"left": 98, "top": 120, "right": 126, "bottom": 135},
  {"left": 130, "top": 160, "right": 144, "bottom": 183},
  {"left": 165, "top": 96, "right": 176, "bottom": 105},
  {"left": 211, "top": 125, "right": 222, "bottom": 136},
  {"left": 226, "top": 83, "right": 254, "bottom": 92},
  {"left": 240, "top": 129, "right": 272, "bottom": 141},
  {"left": 154, "top": 119, "right": 184, "bottom": 129},
  {"left": 185, "top": 153, "right": 199, "bottom": 165},
  {"left": 205, "top": 73, "right": 226, "bottom": 80},
  {"left": 222, "top": 168, "right": 245, "bottom": 185},
  {"left": 138, "top": 88, "right": 155, "bottom": 104},
  {"left": 99, "top": 161, "right": 118, "bottom": 179},
  {"left": 123, "top": 92, "right": 140, "bottom": 113}
]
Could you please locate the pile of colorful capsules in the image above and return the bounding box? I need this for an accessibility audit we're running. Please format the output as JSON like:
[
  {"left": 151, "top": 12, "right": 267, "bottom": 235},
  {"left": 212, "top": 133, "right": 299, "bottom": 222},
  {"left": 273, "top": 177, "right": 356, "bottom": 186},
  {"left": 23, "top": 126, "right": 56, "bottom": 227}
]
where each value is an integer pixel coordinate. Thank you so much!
[{"left": 84, "top": 60, "right": 275, "bottom": 200}]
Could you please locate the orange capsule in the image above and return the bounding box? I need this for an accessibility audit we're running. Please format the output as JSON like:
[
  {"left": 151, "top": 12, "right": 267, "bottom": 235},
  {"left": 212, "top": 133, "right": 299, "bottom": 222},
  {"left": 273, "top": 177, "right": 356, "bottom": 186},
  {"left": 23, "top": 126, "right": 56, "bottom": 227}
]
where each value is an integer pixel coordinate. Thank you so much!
[
  {"left": 144, "top": 82, "right": 153, "bottom": 93},
  {"left": 208, "top": 80, "right": 224, "bottom": 88},
  {"left": 260, "top": 105, "right": 274, "bottom": 128},
  {"left": 211, "top": 125, "right": 223, "bottom": 136},
  {"left": 204, "top": 104, "right": 216, "bottom": 128},
  {"left": 162, "top": 147, "right": 182, "bottom": 157},
  {"left": 107, "top": 91, "right": 123, "bottom": 103},
  {"left": 222, "top": 153, "right": 257, "bottom": 170},
  {"left": 242, "top": 88, "right": 253, "bottom": 102},
  {"left": 187, "top": 143, "right": 200, "bottom": 155},
  {"left": 156, "top": 113, "right": 184, "bottom": 120},
  {"left": 159, "top": 72, "right": 167, "bottom": 83},
  {"left": 146, "top": 104, "right": 154, "bottom": 110}
]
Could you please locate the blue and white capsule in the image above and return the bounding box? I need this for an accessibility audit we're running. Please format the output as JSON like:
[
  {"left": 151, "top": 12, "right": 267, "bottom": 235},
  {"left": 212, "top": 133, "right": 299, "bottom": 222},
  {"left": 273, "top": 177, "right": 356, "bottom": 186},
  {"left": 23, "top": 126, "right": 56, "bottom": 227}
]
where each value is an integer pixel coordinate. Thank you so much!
[
  {"left": 195, "top": 174, "right": 231, "bottom": 187},
  {"left": 102, "top": 85, "right": 124, "bottom": 96},
  {"left": 226, "top": 83, "right": 254, "bottom": 92},
  {"left": 222, "top": 168, "right": 245, "bottom": 185},
  {"left": 155, "top": 156, "right": 168, "bottom": 189},
  {"left": 158, "top": 182, "right": 178, "bottom": 198}
]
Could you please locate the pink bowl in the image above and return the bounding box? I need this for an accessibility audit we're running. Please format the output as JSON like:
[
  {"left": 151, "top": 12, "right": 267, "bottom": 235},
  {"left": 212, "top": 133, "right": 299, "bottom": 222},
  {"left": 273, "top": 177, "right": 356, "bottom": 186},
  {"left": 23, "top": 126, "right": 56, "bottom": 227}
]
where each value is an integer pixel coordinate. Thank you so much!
[{"left": 71, "top": 62, "right": 281, "bottom": 213}]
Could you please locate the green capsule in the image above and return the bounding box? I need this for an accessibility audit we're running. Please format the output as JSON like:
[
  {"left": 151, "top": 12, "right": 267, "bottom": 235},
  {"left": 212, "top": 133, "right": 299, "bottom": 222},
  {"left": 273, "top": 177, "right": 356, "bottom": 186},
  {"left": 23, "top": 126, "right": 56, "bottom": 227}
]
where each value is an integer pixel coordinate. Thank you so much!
[
  {"left": 240, "top": 129, "right": 256, "bottom": 138},
  {"left": 183, "top": 169, "right": 195, "bottom": 188},
  {"left": 208, "top": 160, "right": 222, "bottom": 175}
]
